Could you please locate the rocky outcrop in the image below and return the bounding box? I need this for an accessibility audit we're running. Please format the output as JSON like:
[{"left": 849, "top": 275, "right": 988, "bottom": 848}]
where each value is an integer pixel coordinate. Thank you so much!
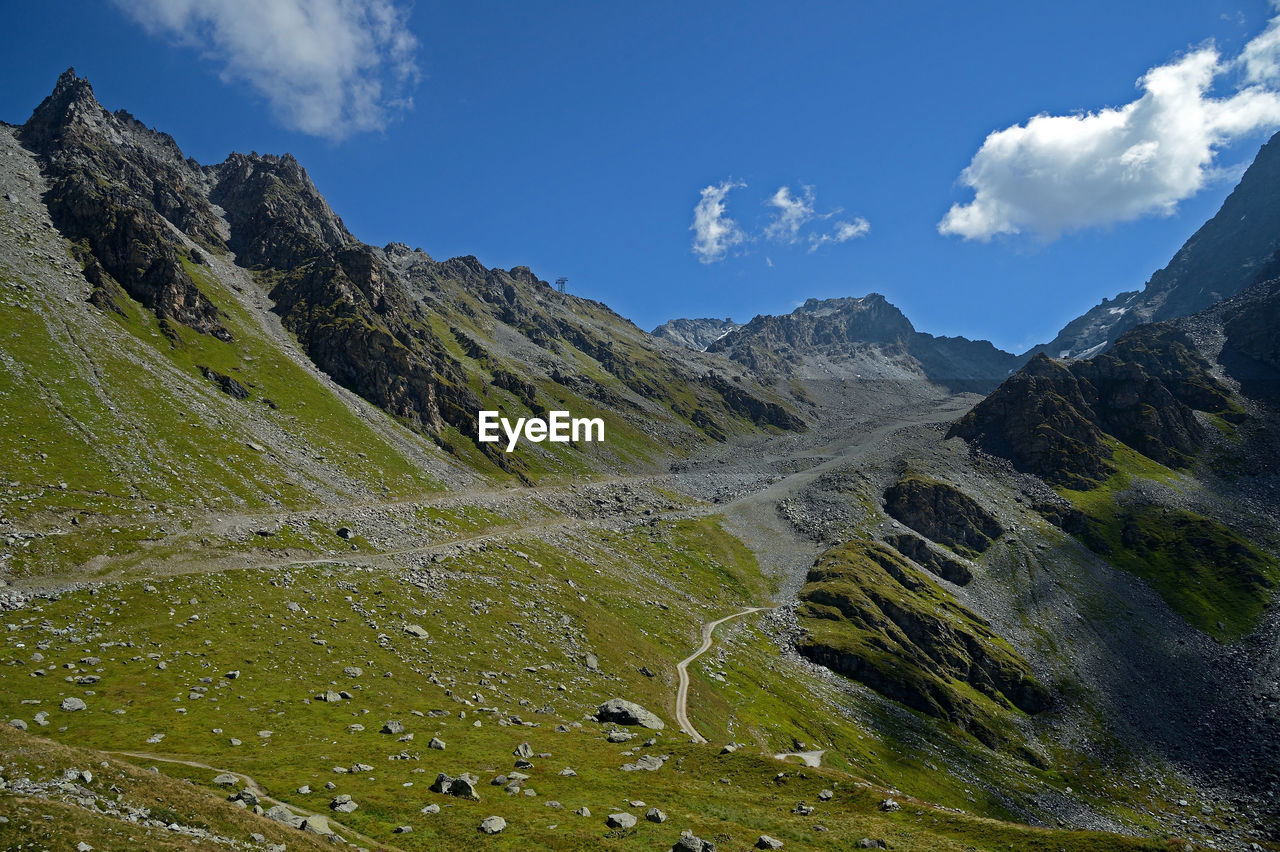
[
  {"left": 884, "top": 533, "right": 972, "bottom": 585},
  {"left": 883, "top": 478, "right": 1003, "bottom": 556},
  {"left": 951, "top": 324, "right": 1240, "bottom": 488},
  {"left": 796, "top": 540, "right": 1050, "bottom": 748},
  {"left": 18, "top": 69, "right": 230, "bottom": 339}
]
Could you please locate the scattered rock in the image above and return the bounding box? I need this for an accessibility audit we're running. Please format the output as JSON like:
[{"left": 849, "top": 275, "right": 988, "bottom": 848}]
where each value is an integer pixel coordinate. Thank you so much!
[
  {"left": 513, "top": 741, "right": 533, "bottom": 758},
  {"left": 479, "top": 815, "right": 506, "bottom": 834},
  {"left": 856, "top": 840, "right": 887, "bottom": 850},
  {"left": 421, "top": 803, "right": 440, "bottom": 814},
  {"left": 403, "top": 623, "right": 429, "bottom": 639},
  {"left": 646, "top": 807, "right": 667, "bottom": 823},
  {"left": 818, "top": 788, "right": 834, "bottom": 801},
  {"left": 382, "top": 720, "right": 405, "bottom": 735},
  {"left": 607, "top": 812, "right": 637, "bottom": 829},
  {"left": 879, "top": 798, "right": 900, "bottom": 812},
  {"left": 574, "top": 806, "right": 591, "bottom": 817},
  {"left": 60, "top": 697, "right": 86, "bottom": 712},
  {"left": 429, "top": 737, "right": 446, "bottom": 750},
  {"left": 756, "top": 836, "right": 784, "bottom": 850},
  {"left": 213, "top": 773, "right": 238, "bottom": 786}
]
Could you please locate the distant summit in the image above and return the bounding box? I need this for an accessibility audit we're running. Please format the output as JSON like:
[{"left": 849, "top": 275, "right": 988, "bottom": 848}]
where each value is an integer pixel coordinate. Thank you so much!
[
  {"left": 707, "top": 294, "right": 1019, "bottom": 393},
  {"left": 651, "top": 317, "right": 742, "bottom": 350}
]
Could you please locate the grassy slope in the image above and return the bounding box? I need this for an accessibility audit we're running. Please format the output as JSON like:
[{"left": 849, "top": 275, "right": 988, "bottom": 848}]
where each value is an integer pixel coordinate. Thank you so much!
[
  {"left": 1057, "top": 441, "right": 1278, "bottom": 639},
  {"left": 0, "top": 514, "right": 1225, "bottom": 851}
]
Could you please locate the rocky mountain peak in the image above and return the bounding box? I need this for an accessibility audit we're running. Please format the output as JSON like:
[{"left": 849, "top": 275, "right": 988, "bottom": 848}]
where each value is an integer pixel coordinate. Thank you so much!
[{"left": 210, "top": 150, "right": 352, "bottom": 268}]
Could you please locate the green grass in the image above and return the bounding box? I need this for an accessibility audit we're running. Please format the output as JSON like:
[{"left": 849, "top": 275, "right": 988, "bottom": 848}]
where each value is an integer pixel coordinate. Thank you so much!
[
  {"left": 0, "top": 517, "right": 1193, "bottom": 851},
  {"left": 1057, "top": 440, "right": 1277, "bottom": 638}
]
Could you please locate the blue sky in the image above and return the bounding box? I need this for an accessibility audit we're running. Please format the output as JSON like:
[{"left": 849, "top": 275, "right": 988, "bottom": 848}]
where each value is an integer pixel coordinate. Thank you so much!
[{"left": 4, "top": 1, "right": 1280, "bottom": 353}]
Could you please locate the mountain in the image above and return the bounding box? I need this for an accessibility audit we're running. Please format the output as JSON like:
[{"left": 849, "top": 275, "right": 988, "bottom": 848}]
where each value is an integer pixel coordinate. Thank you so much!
[
  {"left": 650, "top": 316, "right": 742, "bottom": 350},
  {"left": 4, "top": 69, "right": 1280, "bottom": 852},
  {"left": 4, "top": 69, "right": 803, "bottom": 494},
  {"left": 1034, "top": 130, "right": 1280, "bottom": 359},
  {"left": 707, "top": 294, "right": 1021, "bottom": 393}
]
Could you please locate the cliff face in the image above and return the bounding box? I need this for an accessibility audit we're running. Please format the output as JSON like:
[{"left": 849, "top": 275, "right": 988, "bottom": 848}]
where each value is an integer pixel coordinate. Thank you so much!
[{"left": 18, "top": 69, "right": 230, "bottom": 339}]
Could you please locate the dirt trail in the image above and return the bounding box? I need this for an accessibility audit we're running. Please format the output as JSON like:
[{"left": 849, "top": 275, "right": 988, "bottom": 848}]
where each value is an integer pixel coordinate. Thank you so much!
[
  {"left": 675, "top": 606, "right": 771, "bottom": 742},
  {"left": 107, "top": 750, "right": 407, "bottom": 852}
]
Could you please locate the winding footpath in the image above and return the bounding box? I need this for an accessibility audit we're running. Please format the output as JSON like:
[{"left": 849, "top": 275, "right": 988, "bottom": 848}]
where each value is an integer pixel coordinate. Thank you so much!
[{"left": 675, "top": 606, "right": 771, "bottom": 742}]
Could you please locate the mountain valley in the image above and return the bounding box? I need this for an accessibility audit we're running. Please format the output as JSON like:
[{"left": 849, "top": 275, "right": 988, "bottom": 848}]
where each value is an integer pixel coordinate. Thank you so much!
[{"left": 0, "top": 70, "right": 1278, "bottom": 852}]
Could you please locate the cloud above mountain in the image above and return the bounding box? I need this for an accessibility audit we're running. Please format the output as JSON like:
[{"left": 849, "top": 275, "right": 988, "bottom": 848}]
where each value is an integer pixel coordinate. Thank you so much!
[
  {"left": 114, "top": 0, "right": 419, "bottom": 140},
  {"left": 692, "top": 182, "right": 868, "bottom": 263},
  {"left": 691, "top": 180, "right": 747, "bottom": 264},
  {"left": 940, "top": 15, "right": 1280, "bottom": 241}
]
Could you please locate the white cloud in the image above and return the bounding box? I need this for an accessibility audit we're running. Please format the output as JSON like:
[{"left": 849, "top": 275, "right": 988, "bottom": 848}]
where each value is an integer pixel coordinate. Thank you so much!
[
  {"left": 114, "top": 0, "right": 420, "bottom": 140},
  {"left": 940, "top": 20, "right": 1280, "bottom": 241},
  {"left": 692, "top": 181, "right": 869, "bottom": 261},
  {"left": 764, "top": 185, "right": 817, "bottom": 243},
  {"left": 809, "top": 217, "right": 870, "bottom": 251},
  {"left": 691, "top": 180, "right": 746, "bottom": 263}
]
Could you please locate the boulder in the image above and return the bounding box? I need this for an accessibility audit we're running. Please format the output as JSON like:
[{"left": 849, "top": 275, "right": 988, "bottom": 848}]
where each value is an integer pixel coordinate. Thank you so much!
[
  {"left": 478, "top": 815, "right": 506, "bottom": 834},
  {"left": 607, "top": 812, "right": 637, "bottom": 829},
  {"left": 60, "top": 697, "right": 86, "bottom": 712},
  {"left": 597, "top": 698, "right": 664, "bottom": 730},
  {"left": 756, "top": 836, "right": 784, "bottom": 850}
]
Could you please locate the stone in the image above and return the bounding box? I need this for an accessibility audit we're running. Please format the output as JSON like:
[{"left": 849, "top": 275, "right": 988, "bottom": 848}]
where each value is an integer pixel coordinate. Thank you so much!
[
  {"left": 335, "top": 527, "right": 354, "bottom": 540},
  {"left": 421, "top": 803, "right": 440, "bottom": 814},
  {"left": 607, "top": 812, "right": 637, "bottom": 829},
  {"left": 756, "top": 836, "right": 784, "bottom": 850},
  {"left": 330, "top": 794, "right": 358, "bottom": 813},
  {"left": 8, "top": 719, "right": 26, "bottom": 731},
  {"left": 574, "top": 806, "right": 591, "bottom": 817},
  {"left": 818, "top": 788, "right": 834, "bottom": 801},
  {"left": 608, "top": 730, "right": 636, "bottom": 743},
  {"left": 403, "top": 624, "right": 429, "bottom": 639},
  {"left": 479, "top": 815, "right": 506, "bottom": 834},
  {"left": 622, "top": 754, "right": 666, "bottom": 772},
  {"left": 429, "top": 737, "right": 446, "bottom": 750},
  {"left": 856, "top": 840, "right": 887, "bottom": 850},
  {"left": 597, "top": 698, "right": 664, "bottom": 730},
  {"left": 264, "top": 804, "right": 304, "bottom": 829},
  {"left": 558, "top": 767, "right": 577, "bottom": 776},
  {"left": 513, "top": 741, "right": 533, "bottom": 758},
  {"left": 646, "top": 807, "right": 667, "bottom": 823},
  {"left": 671, "top": 835, "right": 716, "bottom": 852},
  {"left": 394, "top": 825, "right": 413, "bottom": 833},
  {"left": 213, "top": 773, "right": 238, "bottom": 786},
  {"left": 225, "top": 670, "right": 240, "bottom": 680},
  {"left": 793, "top": 803, "right": 814, "bottom": 815},
  {"left": 382, "top": 720, "right": 405, "bottom": 735},
  {"left": 302, "top": 814, "right": 335, "bottom": 835},
  {"left": 343, "top": 666, "right": 363, "bottom": 678},
  {"left": 60, "top": 697, "right": 86, "bottom": 712},
  {"left": 879, "top": 798, "right": 900, "bottom": 812},
  {"left": 720, "top": 743, "right": 739, "bottom": 754}
]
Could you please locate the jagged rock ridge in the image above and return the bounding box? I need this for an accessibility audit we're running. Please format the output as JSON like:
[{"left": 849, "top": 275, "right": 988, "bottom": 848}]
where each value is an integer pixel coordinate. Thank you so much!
[
  {"left": 650, "top": 317, "right": 742, "bottom": 350},
  {"left": 708, "top": 295, "right": 1020, "bottom": 393}
]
